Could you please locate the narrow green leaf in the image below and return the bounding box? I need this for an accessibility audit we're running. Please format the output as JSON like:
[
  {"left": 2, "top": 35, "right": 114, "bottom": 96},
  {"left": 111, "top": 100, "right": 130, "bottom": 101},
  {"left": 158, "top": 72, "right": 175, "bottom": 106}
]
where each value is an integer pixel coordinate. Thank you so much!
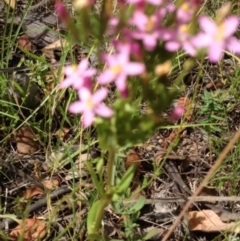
[
  {"left": 116, "top": 164, "right": 136, "bottom": 194},
  {"left": 142, "top": 228, "right": 159, "bottom": 240},
  {"left": 128, "top": 196, "right": 146, "bottom": 213},
  {"left": 87, "top": 200, "right": 102, "bottom": 235}
]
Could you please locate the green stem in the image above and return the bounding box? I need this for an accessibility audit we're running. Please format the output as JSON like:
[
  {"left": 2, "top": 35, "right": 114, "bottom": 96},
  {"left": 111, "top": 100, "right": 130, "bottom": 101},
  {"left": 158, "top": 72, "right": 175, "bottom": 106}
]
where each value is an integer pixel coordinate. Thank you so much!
[
  {"left": 92, "top": 148, "right": 116, "bottom": 236},
  {"left": 92, "top": 199, "right": 109, "bottom": 234},
  {"left": 107, "top": 148, "right": 115, "bottom": 188}
]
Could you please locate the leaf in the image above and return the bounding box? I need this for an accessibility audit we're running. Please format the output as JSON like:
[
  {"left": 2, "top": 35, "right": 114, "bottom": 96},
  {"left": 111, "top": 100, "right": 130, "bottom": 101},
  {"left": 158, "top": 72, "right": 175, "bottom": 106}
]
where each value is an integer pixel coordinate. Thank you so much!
[
  {"left": 116, "top": 164, "right": 136, "bottom": 195},
  {"left": 87, "top": 200, "right": 103, "bottom": 235},
  {"left": 15, "top": 126, "right": 39, "bottom": 154},
  {"left": 4, "top": 0, "right": 16, "bottom": 9},
  {"left": 24, "top": 186, "right": 43, "bottom": 199},
  {"left": 41, "top": 39, "right": 69, "bottom": 59},
  {"left": 17, "top": 35, "right": 32, "bottom": 51},
  {"left": 142, "top": 228, "right": 159, "bottom": 240},
  {"left": 125, "top": 150, "right": 141, "bottom": 179},
  {"left": 10, "top": 218, "right": 46, "bottom": 240},
  {"left": 23, "top": 179, "right": 60, "bottom": 199},
  {"left": 128, "top": 196, "right": 145, "bottom": 213},
  {"left": 188, "top": 210, "right": 240, "bottom": 233}
]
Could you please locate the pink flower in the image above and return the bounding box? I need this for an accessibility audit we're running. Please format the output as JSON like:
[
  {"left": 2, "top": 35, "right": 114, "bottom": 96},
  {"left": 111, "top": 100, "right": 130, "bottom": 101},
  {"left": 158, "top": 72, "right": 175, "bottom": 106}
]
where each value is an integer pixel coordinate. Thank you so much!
[
  {"left": 69, "top": 88, "right": 113, "bottom": 127},
  {"left": 60, "top": 59, "right": 96, "bottom": 90},
  {"left": 175, "top": 1, "right": 194, "bottom": 23},
  {"left": 130, "top": 9, "right": 166, "bottom": 51},
  {"left": 164, "top": 24, "right": 197, "bottom": 56},
  {"left": 97, "top": 43, "right": 145, "bottom": 97},
  {"left": 170, "top": 106, "right": 185, "bottom": 122},
  {"left": 55, "top": 1, "right": 70, "bottom": 23},
  {"left": 192, "top": 15, "right": 240, "bottom": 62}
]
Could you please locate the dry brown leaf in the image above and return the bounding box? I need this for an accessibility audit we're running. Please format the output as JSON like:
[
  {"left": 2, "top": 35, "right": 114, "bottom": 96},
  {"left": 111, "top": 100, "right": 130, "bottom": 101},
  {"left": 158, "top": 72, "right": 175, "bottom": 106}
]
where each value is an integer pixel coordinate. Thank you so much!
[
  {"left": 17, "top": 35, "right": 32, "bottom": 51},
  {"left": 125, "top": 150, "right": 141, "bottom": 177},
  {"left": 15, "top": 126, "right": 39, "bottom": 154},
  {"left": 42, "top": 179, "right": 60, "bottom": 190},
  {"left": 55, "top": 127, "right": 71, "bottom": 141},
  {"left": 23, "top": 179, "right": 60, "bottom": 199},
  {"left": 177, "top": 96, "right": 193, "bottom": 121},
  {"left": 125, "top": 150, "right": 142, "bottom": 198},
  {"left": 4, "top": 0, "right": 16, "bottom": 9},
  {"left": 41, "top": 39, "right": 69, "bottom": 59},
  {"left": 188, "top": 210, "right": 240, "bottom": 233},
  {"left": 24, "top": 186, "right": 43, "bottom": 199},
  {"left": 10, "top": 218, "right": 46, "bottom": 240}
]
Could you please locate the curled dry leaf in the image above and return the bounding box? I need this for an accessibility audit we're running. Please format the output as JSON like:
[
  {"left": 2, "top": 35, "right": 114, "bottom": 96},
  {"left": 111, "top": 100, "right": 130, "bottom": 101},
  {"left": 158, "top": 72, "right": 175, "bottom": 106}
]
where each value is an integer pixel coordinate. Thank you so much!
[
  {"left": 188, "top": 209, "right": 240, "bottom": 233},
  {"left": 55, "top": 127, "right": 71, "bottom": 141},
  {"left": 41, "top": 39, "right": 69, "bottom": 59},
  {"left": 125, "top": 150, "right": 141, "bottom": 178},
  {"left": 23, "top": 179, "right": 60, "bottom": 199},
  {"left": 15, "top": 126, "right": 39, "bottom": 154},
  {"left": 125, "top": 150, "right": 142, "bottom": 198},
  {"left": 4, "top": 0, "right": 16, "bottom": 9},
  {"left": 10, "top": 218, "right": 46, "bottom": 240},
  {"left": 17, "top": 35, "right": 32, "bottom": 51}
]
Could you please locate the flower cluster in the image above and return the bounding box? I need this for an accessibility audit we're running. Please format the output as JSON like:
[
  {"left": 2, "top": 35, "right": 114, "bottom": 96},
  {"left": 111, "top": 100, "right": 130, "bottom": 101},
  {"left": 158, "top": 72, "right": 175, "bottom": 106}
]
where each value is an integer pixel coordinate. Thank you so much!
[{"left": 56, "top": 0, "right": 240, "bottom": 127}]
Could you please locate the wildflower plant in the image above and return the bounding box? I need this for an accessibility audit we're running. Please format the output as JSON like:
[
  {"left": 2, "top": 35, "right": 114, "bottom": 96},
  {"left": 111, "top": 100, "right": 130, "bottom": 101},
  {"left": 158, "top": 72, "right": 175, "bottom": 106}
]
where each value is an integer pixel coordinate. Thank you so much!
[{"left": 55, "top": 0, "right": 240, "bottom": 239}]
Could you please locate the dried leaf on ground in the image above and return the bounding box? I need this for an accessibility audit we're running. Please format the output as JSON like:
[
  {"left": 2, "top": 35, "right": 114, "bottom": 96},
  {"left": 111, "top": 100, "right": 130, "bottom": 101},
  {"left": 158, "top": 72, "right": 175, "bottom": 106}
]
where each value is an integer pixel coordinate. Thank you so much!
[
  {"left": 23, "top": 179, "right": 60, "bottom": 199},
  {"left": 125, "top": 150, "right": 141, "bottom": 178},
  {"left": 15, "top": 126, "right": 39, "bottom": 154},
  {"left": 188, "top": 209, "right": 240, "bottom": 233},
  {"left": 4, "top": 0, "right": 16, "bottom": 9},
  {"left": 10, "top": 218, "right": 46, "bottom": 240},
  {"left": 177, "top": 96, "right": 193, "bottom": 121},
  {"left": 41, "top": 39, "right": 69, "bottom": 59},
  {"left": 125, "top": 150, "right": 142, "bottom": 198},
  {"left": 55, "top": 127, "right": 71, "bottom": 141},
  {"left": 17, "top": 35, "right": 32, "bottom": 51}
]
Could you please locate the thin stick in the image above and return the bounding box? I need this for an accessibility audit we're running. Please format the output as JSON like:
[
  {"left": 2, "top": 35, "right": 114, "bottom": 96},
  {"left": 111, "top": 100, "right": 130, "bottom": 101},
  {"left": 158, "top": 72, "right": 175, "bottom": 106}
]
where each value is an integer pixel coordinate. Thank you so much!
[{"left": 162, "top": 127, "right": 240, "bottom": 241}]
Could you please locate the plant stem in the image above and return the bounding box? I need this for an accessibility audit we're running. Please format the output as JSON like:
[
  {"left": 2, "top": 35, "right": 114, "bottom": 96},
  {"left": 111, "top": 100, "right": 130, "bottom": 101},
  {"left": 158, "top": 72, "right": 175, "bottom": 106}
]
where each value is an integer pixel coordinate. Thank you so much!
[{"left": 107, "top": 148, "right": 115, "bottom": 188}]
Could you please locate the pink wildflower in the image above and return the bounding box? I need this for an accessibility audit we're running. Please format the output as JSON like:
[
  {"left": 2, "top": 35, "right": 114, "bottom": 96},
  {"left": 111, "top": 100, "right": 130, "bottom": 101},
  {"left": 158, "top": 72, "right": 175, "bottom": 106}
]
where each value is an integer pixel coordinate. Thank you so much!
[
  {"left": 60, "top": 59, "right": 96, "bottom": 90},
  {"left": 69, "top": 88, "right": 113, "bottom": 127},
  {"left": 175, "top": 1, "right": 194, "bottom": 23},
  {"left": 55, "top": 1, "right": 70, "bottom": 23},
  {"left": 97, "top": 43, "right": 145, "bottom": 97},
  {"left": 130, "top": 9, "right": 166, "bottom": 51},
  {"left": 164, "top": 24, "right": 197, "bottom": 56},
  {"left": 192, "top": 15, "right": 240, "bottom": 62},
  {"left": 170, "top": 106, "right": 185, "bottom": 122}
]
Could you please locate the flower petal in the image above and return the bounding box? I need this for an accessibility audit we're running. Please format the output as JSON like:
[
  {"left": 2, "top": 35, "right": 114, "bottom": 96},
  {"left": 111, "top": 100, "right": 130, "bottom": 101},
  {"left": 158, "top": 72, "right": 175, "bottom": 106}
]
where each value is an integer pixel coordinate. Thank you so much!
[
  {"left": 92, "top": 88, "right": 108, "bottom": 104},
  {"left": 227, "top": 37, "right": 240, "bottom": 53},
  {"left": 223, "top": 16, "right": 239, "bottom": 38},
  {"left": 79, "top": 88, "right": 92, "bottom": 101},
  {"left": 116, "top": 74, "right": 127, "bottom": 91},
  {"left": 124, "top": 62, "right": 145, "bottom": 75},
  {"left": 95, "top": 104, "right": 113, "bottom": 117},
  {"left": 82, "top": 110, "right": 95, "bottom": 127},
  {"left": 208, "top": 42, "right": 224, "bottom": 62},
  {"left": 198, "top": 16, "right": 217, "bottom": 34},
  {"left": 77, "top": 58, "right": 89, "bottom": 71},
  {"left": 69, "top": 101, "right": 84, "bottom": 113},
  {"left": 165, "top": 41, "right": 181, "bottom": 52},
  {"left": 97, "top": 70, "right": 115, "bottom": 84}
]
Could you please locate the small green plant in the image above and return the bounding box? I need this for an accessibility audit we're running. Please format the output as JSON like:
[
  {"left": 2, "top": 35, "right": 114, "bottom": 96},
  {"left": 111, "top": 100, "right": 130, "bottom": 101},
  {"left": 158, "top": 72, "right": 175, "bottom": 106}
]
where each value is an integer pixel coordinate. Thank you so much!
[{"left": 199, "top": 90, "right": 228, "bottom": 133}]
